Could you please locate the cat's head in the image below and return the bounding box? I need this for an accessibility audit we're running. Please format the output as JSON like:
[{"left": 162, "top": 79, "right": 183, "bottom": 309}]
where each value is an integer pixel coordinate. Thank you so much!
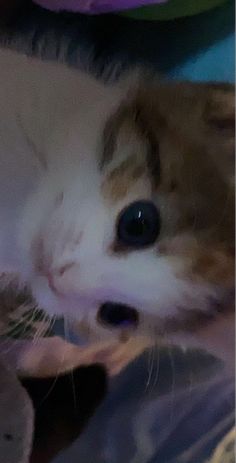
[{"left": 19, "top": 76, "right": 235, "bottom": 347}]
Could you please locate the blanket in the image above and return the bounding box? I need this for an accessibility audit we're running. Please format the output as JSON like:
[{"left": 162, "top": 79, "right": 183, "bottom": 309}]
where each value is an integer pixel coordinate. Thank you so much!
[
  {"left": 33, "top": 0, "right": 227, "bottom": 19},
  {"left": 0, "top": 359, "right": 33, "bottom": 463}
]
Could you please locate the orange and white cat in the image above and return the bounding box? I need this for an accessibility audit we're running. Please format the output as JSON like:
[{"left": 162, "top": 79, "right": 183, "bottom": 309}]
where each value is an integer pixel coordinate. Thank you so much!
[{"left": 0, "top": 48, "right": 234, "bottom": 377}]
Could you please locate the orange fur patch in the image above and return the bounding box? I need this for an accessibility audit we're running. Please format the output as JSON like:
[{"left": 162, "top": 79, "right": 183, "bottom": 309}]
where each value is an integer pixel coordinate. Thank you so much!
[{"left": 102, "top": 155, "right": 145, "bottom": 201}]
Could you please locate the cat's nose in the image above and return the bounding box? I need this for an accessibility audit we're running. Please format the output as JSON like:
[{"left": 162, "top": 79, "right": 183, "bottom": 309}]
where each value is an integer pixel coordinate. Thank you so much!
[
  {"left": 98, "top": 302, "right": 139, "bottom": 329},
  {"left": 45, "top": 263, "right": 76, "bottom": 295},
  {"left": 46, "top": 271, "right": 61, "bottom": 295}
]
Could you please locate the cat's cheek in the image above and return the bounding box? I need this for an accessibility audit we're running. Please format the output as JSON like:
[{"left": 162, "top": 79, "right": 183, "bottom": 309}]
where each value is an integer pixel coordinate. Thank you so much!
[{"left": 30, "top": 276, "right": 65, "bottom": 317}]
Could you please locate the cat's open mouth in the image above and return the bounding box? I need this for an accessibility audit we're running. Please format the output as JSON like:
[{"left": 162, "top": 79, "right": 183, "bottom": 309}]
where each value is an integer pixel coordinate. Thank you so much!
[{"left": 97, "top": 302, "right": 139, "bottom": 329}]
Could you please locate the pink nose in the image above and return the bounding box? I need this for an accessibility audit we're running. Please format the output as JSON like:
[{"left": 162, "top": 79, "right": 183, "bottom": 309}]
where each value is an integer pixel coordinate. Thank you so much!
[
  {"left": 45, "top": 263, "right": 75, "bottom": 295},
  {"left": 46, "top": 271, "right": 61, "bottom": 295}
]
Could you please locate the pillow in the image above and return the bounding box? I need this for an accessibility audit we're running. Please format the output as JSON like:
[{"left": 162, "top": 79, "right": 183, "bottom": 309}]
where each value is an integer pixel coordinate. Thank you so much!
[
  {"left": 33, "top": 0, "right": 167, "bottom": 14},
  {"left": 33, "top": 0, "right": 227, "bottom": 19}
]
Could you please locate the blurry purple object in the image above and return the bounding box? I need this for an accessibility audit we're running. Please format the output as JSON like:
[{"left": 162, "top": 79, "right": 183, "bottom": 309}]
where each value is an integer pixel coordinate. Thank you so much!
[{"left": 34, "top": 0, "right": 168, "bottom": 14}]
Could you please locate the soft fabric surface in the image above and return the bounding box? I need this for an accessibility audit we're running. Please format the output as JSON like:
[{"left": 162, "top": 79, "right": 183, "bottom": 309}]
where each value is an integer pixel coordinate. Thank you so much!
[
  {"left": 34, "top": 0, "right": 167, "bottom": 14},
  {"left": 121, "top": 0, "right": 228, "bottom": 20},
  {"left": 0, "top": 359, "right": 33, "bottom": 463},
  {"left": 210, "top": 427, "right": 235, "bottom": 463},
  {"left": 51, "top": 351, "right": 234, "bottom": 463},
  {"left": 33, "top": 0, "right": 227, "bottom": 18}
]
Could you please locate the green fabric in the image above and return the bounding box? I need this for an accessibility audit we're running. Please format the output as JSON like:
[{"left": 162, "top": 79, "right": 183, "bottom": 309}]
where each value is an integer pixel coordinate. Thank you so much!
[{"left": 122, "top": 0, "right": 228, "bottom": 20}]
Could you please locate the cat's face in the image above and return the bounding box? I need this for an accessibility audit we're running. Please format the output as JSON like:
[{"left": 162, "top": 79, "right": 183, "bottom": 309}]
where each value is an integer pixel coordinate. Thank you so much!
[{"left": 19, "top": 78, "right": 235, "bottom": 345}]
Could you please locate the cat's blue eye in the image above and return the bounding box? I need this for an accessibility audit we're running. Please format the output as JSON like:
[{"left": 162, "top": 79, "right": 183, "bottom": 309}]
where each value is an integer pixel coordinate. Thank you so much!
[{"left": 117, "top": 200, "right": 160, "bottom": 248}]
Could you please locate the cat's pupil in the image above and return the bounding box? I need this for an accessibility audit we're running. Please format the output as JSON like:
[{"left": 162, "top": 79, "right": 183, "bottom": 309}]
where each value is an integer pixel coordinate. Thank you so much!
[
  {"left": 117, "top": 200, "right": 160, "bottom": 248},
  {"left": 126, "top": 217, "right": 147, "bottom": 237}
]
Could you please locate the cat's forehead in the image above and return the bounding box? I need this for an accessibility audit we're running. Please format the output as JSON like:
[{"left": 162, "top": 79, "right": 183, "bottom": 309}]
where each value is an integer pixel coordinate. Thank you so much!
[
  {"left": 100, "top": 79, "right": 234, "bottom": 202},
  {"left": 100, "top": 89, "right": 162, "bottom": 203}
]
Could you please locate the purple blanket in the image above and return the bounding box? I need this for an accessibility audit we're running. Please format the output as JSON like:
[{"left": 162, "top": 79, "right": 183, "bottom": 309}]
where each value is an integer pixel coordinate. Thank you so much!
[{"left": 34, "top": 0, "right": 167, "bottom": 14}]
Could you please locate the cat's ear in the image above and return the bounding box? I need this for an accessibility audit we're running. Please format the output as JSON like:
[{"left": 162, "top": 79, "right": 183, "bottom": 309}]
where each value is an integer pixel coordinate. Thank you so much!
[{"left": 204, "top": 83, "right": 235, "bottom": 186}]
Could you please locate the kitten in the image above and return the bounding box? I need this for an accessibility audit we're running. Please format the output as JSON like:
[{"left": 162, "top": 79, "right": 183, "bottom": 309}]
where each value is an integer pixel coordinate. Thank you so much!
[{"left": 0, "top": 48, "right": 234, "bottom": 377}]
